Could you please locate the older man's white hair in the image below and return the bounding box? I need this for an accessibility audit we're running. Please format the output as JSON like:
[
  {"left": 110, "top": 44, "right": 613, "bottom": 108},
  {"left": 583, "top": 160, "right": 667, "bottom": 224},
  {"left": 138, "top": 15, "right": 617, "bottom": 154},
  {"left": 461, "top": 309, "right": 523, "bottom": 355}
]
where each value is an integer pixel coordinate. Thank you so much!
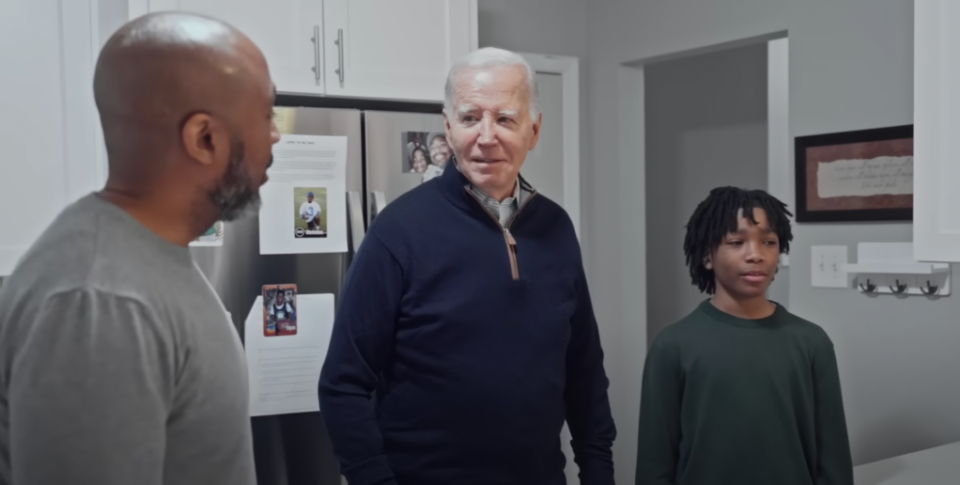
[{"left": 443, "top": 47, "right": 540, "bottom": 119}]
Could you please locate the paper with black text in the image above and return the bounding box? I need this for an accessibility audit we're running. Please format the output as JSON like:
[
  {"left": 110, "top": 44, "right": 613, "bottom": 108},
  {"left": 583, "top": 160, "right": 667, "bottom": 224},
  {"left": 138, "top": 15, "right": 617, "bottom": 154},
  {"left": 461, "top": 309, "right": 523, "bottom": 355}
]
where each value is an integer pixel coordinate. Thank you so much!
[
  {"left": 244, "top": 293, "right": 335, "bottom": 417},
  {"left": 817, "top": 156, "right": 913, "bottom": 198},
  {"left": 259, "top": 134, "right": 348, "bottom": 254}
]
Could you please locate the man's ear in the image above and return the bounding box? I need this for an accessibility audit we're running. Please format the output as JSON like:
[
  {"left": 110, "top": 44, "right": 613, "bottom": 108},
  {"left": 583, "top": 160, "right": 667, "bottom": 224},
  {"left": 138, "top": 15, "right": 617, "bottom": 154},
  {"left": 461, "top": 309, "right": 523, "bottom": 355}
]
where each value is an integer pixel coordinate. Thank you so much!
[
  {"left": 181, "top": 112, "right": 227, "bottom": 167},
  {"left": 528, "top": 112, "right": 542, "bottom": 150}
]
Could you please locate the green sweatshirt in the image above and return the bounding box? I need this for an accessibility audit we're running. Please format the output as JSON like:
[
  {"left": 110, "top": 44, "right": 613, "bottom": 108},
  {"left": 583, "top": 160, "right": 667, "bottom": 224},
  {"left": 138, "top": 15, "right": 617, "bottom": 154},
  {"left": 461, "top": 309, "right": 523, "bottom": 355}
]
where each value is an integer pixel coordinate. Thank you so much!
[{"left": 636, "top": 300, "right": 853, "bottom": 485}]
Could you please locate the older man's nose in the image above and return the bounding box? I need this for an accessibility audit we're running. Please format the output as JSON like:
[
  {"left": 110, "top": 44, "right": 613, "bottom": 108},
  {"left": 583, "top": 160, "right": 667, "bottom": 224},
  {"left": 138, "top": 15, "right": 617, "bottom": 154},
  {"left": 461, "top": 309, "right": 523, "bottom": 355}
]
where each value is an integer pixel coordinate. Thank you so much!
[{"left": 477, "top": 116, "right": 497, "bottom": 146}]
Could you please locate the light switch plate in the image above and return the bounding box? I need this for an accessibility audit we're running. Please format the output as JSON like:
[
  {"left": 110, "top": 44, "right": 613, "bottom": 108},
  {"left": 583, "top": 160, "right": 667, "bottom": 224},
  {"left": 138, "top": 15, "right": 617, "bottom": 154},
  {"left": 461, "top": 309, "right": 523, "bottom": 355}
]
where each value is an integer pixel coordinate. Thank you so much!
[{"left": 811, "top": 245, "right": 849, "bottom": 288}]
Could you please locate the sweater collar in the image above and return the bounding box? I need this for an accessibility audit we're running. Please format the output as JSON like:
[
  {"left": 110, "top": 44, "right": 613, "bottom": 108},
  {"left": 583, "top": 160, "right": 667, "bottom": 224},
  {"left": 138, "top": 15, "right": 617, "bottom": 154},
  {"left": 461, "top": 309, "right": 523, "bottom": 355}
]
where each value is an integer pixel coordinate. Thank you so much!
[
  {"left": 698, "top": 299, "right": 786, "bottom": 329},
  {"left": 437, "top": 158, "right": 536, "bottom": 211}
]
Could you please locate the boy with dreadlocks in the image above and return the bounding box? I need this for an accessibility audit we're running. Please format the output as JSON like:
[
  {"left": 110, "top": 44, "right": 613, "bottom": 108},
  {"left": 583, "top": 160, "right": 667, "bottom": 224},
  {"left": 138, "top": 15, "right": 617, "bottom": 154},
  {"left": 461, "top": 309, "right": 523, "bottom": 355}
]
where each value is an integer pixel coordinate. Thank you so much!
[{"left": 635, "top": 187, "right": 853, "bottom": 485}]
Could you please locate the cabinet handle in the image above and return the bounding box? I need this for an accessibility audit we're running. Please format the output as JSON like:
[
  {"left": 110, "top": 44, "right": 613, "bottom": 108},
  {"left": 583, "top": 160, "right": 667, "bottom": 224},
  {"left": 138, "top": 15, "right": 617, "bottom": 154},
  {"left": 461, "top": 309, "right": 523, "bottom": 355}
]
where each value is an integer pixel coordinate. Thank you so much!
[
  {"left": 335, "top": 28, "right": 344, "bottom": 84},
  {"left": 310, "top": 25, "right": 321, "bottom": 83}
]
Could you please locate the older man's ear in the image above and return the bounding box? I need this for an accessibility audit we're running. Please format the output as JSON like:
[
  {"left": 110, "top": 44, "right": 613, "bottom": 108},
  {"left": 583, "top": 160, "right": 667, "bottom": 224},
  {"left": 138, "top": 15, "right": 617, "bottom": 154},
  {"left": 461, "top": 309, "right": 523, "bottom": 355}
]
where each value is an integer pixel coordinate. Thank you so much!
[{"left": 528, "top": 112, "right": 543, "bottom": 150}]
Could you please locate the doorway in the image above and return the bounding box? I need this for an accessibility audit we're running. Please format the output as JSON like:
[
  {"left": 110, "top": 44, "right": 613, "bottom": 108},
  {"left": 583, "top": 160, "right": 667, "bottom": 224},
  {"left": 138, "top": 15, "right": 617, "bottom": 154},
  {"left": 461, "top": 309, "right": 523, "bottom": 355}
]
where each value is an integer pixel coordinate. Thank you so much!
[{"left": 644, "top": 39, "right": 790, "bottom": 343}]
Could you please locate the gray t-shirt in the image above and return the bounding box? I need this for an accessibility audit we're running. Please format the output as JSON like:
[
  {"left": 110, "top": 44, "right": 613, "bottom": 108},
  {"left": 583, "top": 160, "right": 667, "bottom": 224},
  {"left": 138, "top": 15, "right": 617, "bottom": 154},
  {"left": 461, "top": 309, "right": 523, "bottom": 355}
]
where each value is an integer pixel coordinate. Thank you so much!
[{"left": 0, "top": 194, "right": 255, "bottom": 485}]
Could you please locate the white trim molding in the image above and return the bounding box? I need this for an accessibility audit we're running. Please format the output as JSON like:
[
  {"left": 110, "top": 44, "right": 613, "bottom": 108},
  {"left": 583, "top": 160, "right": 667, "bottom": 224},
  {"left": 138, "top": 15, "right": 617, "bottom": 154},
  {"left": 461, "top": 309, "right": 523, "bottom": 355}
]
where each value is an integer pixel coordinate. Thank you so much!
[
  {"left": 767, "top": 37, "right": 790, "bottom": 266},
  {"left": 610, "top": 63, "right": 647, "bottom": 485},
  {"left": 519, "top": 53, "right": 582, "bottom": 238}
]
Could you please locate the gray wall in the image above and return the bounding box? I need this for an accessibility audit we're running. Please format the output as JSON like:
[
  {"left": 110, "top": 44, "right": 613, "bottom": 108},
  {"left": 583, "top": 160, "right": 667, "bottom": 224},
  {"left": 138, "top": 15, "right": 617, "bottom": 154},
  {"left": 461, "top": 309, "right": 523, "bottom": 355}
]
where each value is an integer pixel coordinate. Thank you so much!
[
  {"left": 583, "top": 0, "right": 959, "bottom": 478},
  {"left": 477, "top": 0, "right": 587, "bottom": 58},
  {"left": 644, "top": 44, "right": 770, "bottom": 342}
]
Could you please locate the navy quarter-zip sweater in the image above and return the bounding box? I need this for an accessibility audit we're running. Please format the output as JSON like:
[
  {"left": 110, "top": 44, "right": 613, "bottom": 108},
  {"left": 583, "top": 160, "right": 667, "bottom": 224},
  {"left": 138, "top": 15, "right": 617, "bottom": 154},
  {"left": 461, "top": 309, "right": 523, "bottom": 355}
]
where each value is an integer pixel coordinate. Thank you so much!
[{"left": 319, "top": 162, "right": 616, "bottom": 485}]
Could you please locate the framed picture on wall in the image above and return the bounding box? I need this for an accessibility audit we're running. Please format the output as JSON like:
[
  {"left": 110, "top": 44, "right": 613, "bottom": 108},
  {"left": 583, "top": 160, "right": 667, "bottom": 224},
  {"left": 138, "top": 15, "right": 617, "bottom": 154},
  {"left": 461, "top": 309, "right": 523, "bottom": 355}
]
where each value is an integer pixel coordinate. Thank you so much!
[{"left": 794, "top": 125, "right": 913, "bottom": 223}]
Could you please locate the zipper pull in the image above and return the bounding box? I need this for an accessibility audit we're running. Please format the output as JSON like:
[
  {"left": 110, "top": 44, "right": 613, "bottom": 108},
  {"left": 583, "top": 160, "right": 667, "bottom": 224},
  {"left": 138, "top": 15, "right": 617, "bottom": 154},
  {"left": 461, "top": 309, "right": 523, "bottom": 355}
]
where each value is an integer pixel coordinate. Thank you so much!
[{"left": 504, "top": 229, "right": 516, "bottom": 246}]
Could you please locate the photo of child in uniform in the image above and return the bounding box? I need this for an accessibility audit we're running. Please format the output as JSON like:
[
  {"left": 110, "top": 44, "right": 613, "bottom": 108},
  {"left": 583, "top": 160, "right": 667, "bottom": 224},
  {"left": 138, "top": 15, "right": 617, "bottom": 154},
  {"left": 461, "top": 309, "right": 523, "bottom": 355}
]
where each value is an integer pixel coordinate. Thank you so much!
[
  {"left": 402, "top": 131, "right": 452, "bottom": 183},
  {"left": 294, "top": 187, "right": 327, "bottom": 238},
  {"left": 263, "top": 284, "right": 298, "bottom": 337}
]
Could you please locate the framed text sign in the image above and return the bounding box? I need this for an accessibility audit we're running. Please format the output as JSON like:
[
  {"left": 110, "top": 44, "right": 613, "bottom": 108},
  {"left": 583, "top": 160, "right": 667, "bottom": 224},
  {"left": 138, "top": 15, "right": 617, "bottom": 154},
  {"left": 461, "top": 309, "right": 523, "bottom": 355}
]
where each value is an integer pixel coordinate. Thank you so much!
[{"left": 794, "top": 125, "right": 913, "bottom": 223}]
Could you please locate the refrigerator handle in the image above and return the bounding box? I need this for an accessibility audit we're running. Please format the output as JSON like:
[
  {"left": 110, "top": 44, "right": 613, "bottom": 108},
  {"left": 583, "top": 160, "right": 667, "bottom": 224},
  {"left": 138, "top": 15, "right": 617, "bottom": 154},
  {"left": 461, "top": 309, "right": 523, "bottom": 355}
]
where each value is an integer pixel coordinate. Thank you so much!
[
  {"left": 347, "top": 190, "right": 365, "bottom": 253},
  {"left": 370, "top": 191, "right": 388, "bottom": 222}
]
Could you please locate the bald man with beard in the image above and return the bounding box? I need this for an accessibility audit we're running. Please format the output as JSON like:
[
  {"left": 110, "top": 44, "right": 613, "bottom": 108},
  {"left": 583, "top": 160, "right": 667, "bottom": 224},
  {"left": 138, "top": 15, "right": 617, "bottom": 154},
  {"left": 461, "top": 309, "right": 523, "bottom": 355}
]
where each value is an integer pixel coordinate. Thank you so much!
[{"left": 0, "top": 12, "right": 278, "bottom": 485}]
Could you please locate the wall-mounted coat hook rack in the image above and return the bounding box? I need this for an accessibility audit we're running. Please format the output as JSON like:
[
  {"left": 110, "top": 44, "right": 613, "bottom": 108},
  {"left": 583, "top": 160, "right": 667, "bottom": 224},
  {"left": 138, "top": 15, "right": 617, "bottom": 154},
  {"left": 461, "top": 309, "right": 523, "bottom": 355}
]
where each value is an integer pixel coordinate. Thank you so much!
[{"left": 844, "top": 243, "right": 951, "bottom": 297}]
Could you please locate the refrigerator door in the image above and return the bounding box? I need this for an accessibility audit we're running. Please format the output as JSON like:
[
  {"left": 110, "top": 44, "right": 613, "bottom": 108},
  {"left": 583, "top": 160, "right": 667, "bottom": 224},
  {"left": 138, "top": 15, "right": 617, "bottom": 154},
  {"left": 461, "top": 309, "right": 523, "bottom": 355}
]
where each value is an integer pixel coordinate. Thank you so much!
[
  {"left": 363, "top": 110, "right": 446, "bottom": 224},
  {"left": 190, "top": 107, "right": 363, "bottom": 485}
]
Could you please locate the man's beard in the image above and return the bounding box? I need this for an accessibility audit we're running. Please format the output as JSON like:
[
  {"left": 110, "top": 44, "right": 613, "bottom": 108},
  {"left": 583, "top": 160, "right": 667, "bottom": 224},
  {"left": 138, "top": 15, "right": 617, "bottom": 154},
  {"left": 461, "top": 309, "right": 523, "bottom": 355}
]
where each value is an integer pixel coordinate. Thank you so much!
[{"left": 208, "top": 140, "right": 267, "bottom": 222}]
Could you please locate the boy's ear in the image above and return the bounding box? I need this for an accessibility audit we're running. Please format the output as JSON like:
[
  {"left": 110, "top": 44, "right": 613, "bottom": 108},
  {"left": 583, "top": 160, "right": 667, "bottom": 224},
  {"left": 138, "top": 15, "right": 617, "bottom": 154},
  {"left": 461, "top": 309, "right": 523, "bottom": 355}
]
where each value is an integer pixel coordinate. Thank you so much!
[{"left": 703, "top": 256, "right": 713, "bottom": 270}]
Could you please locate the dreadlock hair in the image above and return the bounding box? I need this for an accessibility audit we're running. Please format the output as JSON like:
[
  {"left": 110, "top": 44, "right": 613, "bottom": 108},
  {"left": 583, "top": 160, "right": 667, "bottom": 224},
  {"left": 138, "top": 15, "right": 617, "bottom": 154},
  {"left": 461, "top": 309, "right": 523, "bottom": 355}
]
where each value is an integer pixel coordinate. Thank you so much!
[{"left": 683, "top": 186, "right": 794, "bottom": 295}]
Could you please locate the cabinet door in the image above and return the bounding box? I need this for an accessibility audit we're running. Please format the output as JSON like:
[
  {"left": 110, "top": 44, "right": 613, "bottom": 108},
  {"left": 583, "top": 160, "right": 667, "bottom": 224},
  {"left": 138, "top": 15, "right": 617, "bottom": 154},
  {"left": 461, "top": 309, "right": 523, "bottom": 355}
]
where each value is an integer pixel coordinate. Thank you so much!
[
  {"left": 0, "top": 1, "right": 70, "bottom": 274},
  {"left": 323, "top": 0, "right": 477, "bottom": 101},
  {"left": 144, "top": 0, "right": 325, "bottom": 95},
  {"left": 914, "top": 0, "right": 960, "bottom": 262}
]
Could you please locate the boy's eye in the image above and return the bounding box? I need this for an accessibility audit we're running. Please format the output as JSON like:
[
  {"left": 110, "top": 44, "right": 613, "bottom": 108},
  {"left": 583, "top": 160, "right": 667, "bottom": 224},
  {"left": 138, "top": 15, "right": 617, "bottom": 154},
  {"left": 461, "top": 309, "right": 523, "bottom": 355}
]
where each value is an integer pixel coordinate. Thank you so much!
[{"left": 727, "top": 240, "right": 743, "bottom": 246}]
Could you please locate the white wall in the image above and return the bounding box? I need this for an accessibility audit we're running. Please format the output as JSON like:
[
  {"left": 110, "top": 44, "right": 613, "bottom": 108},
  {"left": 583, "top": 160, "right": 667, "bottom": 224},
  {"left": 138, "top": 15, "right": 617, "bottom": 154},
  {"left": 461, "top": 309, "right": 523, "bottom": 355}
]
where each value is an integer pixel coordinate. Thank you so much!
[
  {"left": 644, "top": 43, "right": 770, "bottom": 342},
  {"left": 584, "top": 0, "right": 959, "bottom": 476}
]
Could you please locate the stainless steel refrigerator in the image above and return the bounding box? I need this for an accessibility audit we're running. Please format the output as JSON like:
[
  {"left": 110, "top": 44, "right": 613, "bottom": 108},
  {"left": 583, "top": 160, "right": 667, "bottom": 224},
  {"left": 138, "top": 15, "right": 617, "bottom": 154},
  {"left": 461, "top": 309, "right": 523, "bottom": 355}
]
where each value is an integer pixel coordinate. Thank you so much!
[{"left": 189, "top": 98, "right": 447, "bottom": 485}]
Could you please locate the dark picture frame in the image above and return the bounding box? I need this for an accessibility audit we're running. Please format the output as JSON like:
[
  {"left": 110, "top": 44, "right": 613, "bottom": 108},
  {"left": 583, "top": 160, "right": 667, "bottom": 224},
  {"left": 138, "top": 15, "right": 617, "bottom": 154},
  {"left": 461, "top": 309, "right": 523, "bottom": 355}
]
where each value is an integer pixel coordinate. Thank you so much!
[{"left": 794, "top": 125, "right": 913, "bottom": 223}]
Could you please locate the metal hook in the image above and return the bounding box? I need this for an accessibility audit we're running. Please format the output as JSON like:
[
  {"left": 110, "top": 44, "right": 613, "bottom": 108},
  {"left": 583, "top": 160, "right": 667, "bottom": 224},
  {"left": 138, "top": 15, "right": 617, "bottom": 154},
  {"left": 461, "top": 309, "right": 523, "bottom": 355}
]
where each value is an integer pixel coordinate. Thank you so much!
[
  {"left": 920, "top": 280, "right": 939, "bottom": 296},
  {"left": 889, "top": 279, "right": 908, "bottom": 294},
  {"left": 859, "top": 279, "right": 877, "bottom": 293}
]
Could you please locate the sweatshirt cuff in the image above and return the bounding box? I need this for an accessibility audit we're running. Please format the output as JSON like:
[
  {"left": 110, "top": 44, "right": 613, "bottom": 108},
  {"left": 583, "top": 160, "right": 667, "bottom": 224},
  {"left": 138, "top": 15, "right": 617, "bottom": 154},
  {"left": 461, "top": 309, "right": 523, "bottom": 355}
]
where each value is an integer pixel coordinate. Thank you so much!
[{"left": 342, "top": 455, "right": 397, "bottom": 485}]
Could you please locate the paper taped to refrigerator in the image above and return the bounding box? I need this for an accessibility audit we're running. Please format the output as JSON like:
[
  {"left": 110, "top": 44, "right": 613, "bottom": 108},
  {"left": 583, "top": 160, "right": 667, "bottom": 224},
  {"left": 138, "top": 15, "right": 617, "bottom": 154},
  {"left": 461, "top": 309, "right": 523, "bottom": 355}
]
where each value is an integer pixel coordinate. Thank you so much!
[
  {"left": 244, "top": 293, "right": 335, "bottom": 417},
  {"left": 259, "top": 134, "right": 349, "bottom": 255}
]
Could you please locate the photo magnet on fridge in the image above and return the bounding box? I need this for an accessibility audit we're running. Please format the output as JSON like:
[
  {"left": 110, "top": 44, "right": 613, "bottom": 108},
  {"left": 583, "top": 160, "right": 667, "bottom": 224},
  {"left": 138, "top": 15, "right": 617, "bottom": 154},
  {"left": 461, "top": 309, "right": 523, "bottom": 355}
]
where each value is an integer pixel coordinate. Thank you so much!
[
  {"left": 294, "top": 187, "right": 328, "bottom": 239},
  {"left": 262, "top": 284, "right": 298, "bottom": 337}
]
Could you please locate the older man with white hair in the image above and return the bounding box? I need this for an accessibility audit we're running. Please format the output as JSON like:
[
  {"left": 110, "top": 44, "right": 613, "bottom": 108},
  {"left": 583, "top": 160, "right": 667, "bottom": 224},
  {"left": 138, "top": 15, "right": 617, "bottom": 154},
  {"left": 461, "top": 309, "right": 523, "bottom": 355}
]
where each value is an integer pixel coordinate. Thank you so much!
[{"left": 319, "top": 47, "right": 616, "bottom": 485}]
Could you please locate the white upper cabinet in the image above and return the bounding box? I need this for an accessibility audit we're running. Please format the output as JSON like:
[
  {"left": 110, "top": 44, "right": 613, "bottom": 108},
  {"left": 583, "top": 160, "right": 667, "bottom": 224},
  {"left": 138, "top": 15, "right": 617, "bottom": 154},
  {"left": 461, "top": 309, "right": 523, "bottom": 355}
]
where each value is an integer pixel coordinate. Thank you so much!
[
  {"left": 0, "top": 0, "right": 100, "bottom": 276},
  {"left": 322, "top": 0, "right": 476, "bottom": 101},
  {"left": 134, "top": 0, "right": 326, "bottom": 95},
  {"left": 914, "top": 0, "right": 960, "bottom": 262},
  {"left": 130, "top": 0, "right": 477, "bottom": 101}
]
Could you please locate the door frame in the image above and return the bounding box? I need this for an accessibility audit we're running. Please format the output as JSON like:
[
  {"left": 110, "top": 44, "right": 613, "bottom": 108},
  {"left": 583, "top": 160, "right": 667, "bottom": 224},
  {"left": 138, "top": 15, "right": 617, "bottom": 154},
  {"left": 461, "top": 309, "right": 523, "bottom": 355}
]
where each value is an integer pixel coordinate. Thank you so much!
[
  {"left": 520, "top": 53, "right": 581, "bottom": 238},
  {"left": 609, "top": 33, "right": 790, "bottom": 485}
]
